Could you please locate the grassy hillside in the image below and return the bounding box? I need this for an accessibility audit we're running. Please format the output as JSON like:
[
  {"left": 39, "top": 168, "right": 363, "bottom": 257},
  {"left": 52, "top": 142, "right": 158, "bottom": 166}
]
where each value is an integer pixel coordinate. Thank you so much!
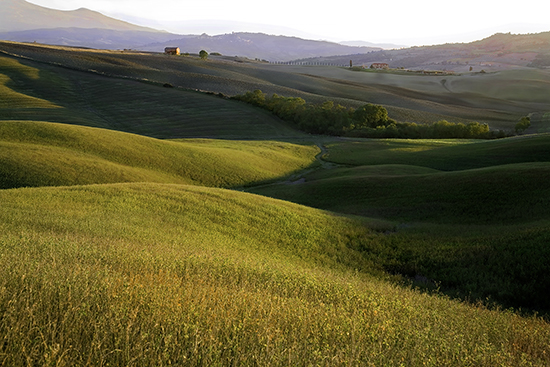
[
  {"left": 322, "top": 134, "right": 550, "bottom": 170},
  {"left": 2, "top": 41, "right": 548, "bottom": 130},
  {"left": 1, "top": 183, "right": 549, "bottom": 366},
  {"left": 2, "top": 40, "right": 550, "bottom": 365},
  {"left": 249, "top": 135, "right": 550, "bottom": 312},
  {"left": 0, "top": 120, "right": 318, "bottom": 189},
  {"left": 0, "top": 52, "right": 303, "bottom": 139},
  {"left": 251, "top": 161, "right": 550, "bottom": 224},
  {"left": 300, "top": 32, "right": 550, "bottom": 72}
]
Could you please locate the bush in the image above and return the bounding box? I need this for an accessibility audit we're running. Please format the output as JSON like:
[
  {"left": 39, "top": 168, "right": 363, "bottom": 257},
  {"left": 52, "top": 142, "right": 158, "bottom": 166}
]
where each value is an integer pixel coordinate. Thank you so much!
[{"left": 515, "top": 116, "right": 531, "bottom": 134}]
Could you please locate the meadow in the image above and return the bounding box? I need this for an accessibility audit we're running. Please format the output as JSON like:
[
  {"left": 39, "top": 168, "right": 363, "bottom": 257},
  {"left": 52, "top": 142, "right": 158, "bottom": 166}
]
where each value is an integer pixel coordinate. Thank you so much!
[
  {"left": 0, "top": 120, "right": 318, "bottom": 189},
  {"left": 1, "top": 41, "right": 550, "bottom": 366},
  {"left": 2, "top": 184, "right": 550, "bottom": 366}
]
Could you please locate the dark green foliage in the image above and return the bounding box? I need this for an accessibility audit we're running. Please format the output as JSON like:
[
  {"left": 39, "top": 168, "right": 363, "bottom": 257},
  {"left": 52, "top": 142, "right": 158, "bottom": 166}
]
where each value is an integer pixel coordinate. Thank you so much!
[
  {"left": 515, "top": 116, "right": 531, "bottom": 133},
  {"left": 199, "top": 50, "right": 209, "bottom": 60},
  {"left": 349, "top": 120, "right": 499, "bottom": 139},
  {"left": 353, "top": 104, "right": 390, "bottom": 128},
  {"left": 235, "top": 91, "right": 358, "bottom": 135},
  {"left": 233, "top": 90, "right": 500, "bottom": 139}
]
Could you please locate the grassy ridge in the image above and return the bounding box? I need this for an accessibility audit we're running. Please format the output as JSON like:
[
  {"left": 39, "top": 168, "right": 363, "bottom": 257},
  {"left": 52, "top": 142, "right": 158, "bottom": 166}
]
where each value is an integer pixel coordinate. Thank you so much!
[
  {"left": 1, "top": 183, "right": 549, "bottom": 366},
  {"left": 250, "top": 162, "right": 550, "bottom": 224},
  {"left": 0, "top": 57, "right": 60, "bottom": 109},
  {"left": 252, "top": 136, "right": 550, "bottom": 224},
  {"left": 249, "top": 162, "right": 550, "bottom": 311},
  {"left": 248, "top": 135, "right": 550, "bottom": 312},
  {"left": 0, "top": 53, "right": 303, "bottom": 139},
  {"left": 323, "top": 135, "right": 550, "bottom": 170},
  {"left": 0, "top": 120, "right": 319, "bottom": 189}
]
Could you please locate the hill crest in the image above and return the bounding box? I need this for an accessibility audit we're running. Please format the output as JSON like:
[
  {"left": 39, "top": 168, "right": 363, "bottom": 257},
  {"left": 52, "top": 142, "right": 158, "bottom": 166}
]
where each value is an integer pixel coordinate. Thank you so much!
[
  {"left": 294, "top": 31, "right": 550, "bottom": 71},
  {"left": 0, "top": 0, "right": 161, "bottom": 33}
]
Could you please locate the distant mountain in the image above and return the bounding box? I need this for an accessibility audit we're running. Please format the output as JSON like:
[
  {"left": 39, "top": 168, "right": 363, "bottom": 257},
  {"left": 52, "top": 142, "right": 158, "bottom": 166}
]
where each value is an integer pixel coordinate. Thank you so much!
[
  {"left": 139, "top": 32, "right": 382, "bottom": 62},
  {"left": 296, "top": 32, "right": 550, "bottom": 71},
  {"left": 0, "top": 28, "right": 181, "bottom": 50},
  {"left": 0, "top": 0, "right": 161, "bottom": 33},
  {"left": 0, "top": 0, "right": 381, "bottom": 59}
]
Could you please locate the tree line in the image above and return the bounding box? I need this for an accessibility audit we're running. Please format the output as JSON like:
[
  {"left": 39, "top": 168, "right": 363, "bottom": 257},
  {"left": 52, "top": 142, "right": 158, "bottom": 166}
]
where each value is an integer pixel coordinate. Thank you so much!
[{"left": 232, "top": 90, "right": 505, "bottom": 139}]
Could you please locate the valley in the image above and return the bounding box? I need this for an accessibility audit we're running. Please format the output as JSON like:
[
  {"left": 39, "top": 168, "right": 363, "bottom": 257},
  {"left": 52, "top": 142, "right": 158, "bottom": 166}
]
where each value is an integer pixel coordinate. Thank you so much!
[{"left": 1, "top": 41, "right": 550, "bottom": 366}]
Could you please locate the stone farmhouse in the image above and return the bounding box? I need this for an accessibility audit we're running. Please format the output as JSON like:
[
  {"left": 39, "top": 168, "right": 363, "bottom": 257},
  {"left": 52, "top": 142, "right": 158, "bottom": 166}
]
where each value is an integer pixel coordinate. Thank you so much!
[
  {"left": 370, "top": 63, "right": 389, "bottom": 69},
  {"left": 164, "top": 47, "right": 180, "bottom": 55}
]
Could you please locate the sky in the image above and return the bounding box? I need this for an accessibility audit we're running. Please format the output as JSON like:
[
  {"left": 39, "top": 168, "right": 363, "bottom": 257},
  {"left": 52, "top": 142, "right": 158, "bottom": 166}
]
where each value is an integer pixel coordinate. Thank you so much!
[{"left": 26, "top": 0, "right": 550, "bottom": 46}]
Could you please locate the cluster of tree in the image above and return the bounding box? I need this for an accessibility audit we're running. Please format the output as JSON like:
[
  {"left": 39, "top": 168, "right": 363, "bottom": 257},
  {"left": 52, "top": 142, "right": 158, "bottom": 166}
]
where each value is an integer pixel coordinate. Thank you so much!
[
  {"left": 515, "top": 116, "right": 531, "bottom": 133},
  {"left": 346, "top": 120, "right": 505, "bottom": 139},
  {"left": 232, "top": 90, "right": 503, "bottom": 139}
]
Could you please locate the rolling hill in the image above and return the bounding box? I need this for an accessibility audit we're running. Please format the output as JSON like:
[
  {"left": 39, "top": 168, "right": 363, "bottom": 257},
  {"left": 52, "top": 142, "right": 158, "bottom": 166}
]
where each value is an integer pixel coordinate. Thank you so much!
[
  {"left": 2, "top": 40, "right": 548, "bottom": 132},
  {"left": 298, "top": 32, "right": 550, "bottom": 71},
  {"left": 0, "top": 0, "right": 160, "bottom": 32},
  {"left": 1, "top": 40, "right": 550, "bottom": 365},
  {"left": 139, "top": 32, "right": 381, "bottom": 62},
  {"left": 2, "top": 182, "right": 549, "bottom": 365},
  {"left": 0, "top": 120, "right": 318, "bottom": 189},
  {"left": 0, "top": 0, "right": 380, "bottom": 59},
  {"left": 0, "top": 0, "right": 181, "bottom": 50},
  {"left": 249, "top": 136, "right": 550, "bottom": 312}
]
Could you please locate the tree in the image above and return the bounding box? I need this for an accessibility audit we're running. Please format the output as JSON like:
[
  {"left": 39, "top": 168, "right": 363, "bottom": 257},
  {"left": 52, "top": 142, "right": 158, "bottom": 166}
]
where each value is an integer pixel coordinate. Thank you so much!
[
  {"left": 353, "top": 104, "right": 389, "bottom": 128},
  {"left": 199, "top": 50, "right": 208, "bottom": 60},
  {"left": 515, "top": 116, "right": 531, "bottom": 134}
]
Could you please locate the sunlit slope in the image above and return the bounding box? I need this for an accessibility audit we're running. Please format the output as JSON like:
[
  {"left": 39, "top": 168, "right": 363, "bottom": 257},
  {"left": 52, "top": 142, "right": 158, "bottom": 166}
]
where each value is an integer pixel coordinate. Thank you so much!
[
  {"left": 0, "top": 120, "right": 318, "bottom": 189},
  {"left": 1, "top": 183, "right": 548, "bottom": 366},
  {"left": 0, "top": 53, "right": 303, "bottom": 139}
]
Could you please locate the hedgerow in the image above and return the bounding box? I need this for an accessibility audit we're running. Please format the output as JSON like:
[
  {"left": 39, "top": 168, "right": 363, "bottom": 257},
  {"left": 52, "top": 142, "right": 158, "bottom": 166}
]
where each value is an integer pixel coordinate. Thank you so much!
[{"left": 233, "top": 90, "right": 508, "bottom": 139}]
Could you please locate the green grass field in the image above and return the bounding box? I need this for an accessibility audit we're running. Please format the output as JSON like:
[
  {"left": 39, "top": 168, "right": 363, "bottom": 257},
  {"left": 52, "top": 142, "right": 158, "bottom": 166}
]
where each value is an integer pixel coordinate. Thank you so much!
[
  {"left": 321, "top": 135, "right": 550, "bottom": 170},
  {"left": 0, "top": 52, "right": 303, "bottom": 139},
  {"left": 1, "top": 41, "right": 550, "bottom": 366},
  {"left": 0, "top": 120, "right": 318, "bottom": 189},
  {"left": 1, "top": 183, "right": 549, "bottom": 366},
  {"left": 250, "top": 136, "right": 550, "bottom": 314}
]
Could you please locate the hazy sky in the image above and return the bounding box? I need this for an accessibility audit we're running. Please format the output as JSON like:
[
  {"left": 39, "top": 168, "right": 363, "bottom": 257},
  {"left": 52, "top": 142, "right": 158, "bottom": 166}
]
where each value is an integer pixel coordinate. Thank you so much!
[{"left": 26, "top": 0, "right": 550, "bottom": 46}]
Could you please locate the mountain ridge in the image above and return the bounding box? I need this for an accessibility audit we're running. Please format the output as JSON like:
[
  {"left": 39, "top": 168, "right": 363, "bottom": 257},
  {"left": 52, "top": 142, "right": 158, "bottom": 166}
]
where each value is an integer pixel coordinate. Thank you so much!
[
  {"left": 294, "top": 32, "right": 550, "bottom": 71},
  {"left": 1, "top": 0, "right": 549, "bottom": 67},
  {"left": 139, "top": 32, "right": 382, "bottom": 62},
  {"left": 0, "top": 0, "right": 162, "bottom": 33}
]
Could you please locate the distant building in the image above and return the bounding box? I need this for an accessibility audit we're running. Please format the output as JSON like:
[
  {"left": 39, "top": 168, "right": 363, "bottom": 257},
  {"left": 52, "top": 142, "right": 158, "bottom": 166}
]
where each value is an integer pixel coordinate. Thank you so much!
[
  {"left": 164, "top": 47, "right": 180, "bottom": 55},
  {"left": 370, "top": 63, "right": 389, "bottom": 69}
]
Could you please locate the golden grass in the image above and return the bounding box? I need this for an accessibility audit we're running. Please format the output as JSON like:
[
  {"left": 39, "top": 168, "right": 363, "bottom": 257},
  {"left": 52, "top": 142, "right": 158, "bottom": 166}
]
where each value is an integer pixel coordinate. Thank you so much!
[
  {"left": 0, "top": 120, "right": 319, "bottom": 189},
  {"left": 0, "top": 183, "right": 549, "bottom": 366}
]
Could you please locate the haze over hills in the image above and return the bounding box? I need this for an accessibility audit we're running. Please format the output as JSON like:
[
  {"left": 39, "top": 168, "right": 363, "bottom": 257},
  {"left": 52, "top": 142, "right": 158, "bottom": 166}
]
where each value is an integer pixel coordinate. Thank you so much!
[
  {"left": 300, "top": 32, "right": 550, "bottom": 71},
  {"left": 139, "top": 32, "right": 381, "bottom": 62},
  {"left": 0, "top": 0, "right": 162, "bottom": 32},
  {"left": 2, "top": 0, "right": 550, "bottom": 66},
  {"left": 0, "top": 0, "right": 381, "bottom": 60}
]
